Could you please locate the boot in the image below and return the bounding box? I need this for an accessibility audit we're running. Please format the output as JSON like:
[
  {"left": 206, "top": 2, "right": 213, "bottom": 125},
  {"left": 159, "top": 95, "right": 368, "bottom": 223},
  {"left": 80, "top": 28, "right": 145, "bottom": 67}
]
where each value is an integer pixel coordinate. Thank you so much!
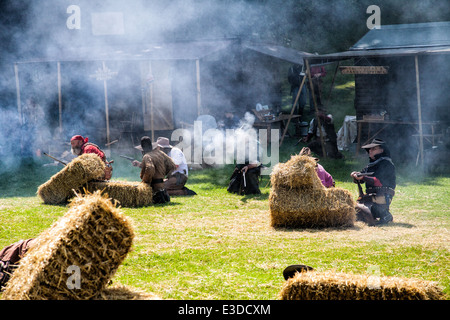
[{"left": 377, "top": 211, "right": 393, "bottom": 225}]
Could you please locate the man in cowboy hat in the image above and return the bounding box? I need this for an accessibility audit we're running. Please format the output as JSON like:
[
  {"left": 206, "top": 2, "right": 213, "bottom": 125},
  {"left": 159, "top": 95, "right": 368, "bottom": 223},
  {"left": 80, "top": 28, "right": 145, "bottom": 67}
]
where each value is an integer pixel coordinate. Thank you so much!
[
  {"left": 70, "top": 135, "right": 113, "bottom": 180},
  {"left": 350, "top": 138, "right": 396, "bottom": 225},
  {"left": 133, "top": 137, "right": 195, "bottom": 196},
  {"left": 133, "top": 136, "right": 177, "bottom": 204}
]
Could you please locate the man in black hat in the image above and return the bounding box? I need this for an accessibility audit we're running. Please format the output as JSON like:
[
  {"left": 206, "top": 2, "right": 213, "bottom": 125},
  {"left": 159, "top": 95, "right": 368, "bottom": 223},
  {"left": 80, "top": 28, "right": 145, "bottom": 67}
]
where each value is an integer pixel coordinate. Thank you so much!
[{"left": 350, "top": 138, "right": 396, "bottom": 225}]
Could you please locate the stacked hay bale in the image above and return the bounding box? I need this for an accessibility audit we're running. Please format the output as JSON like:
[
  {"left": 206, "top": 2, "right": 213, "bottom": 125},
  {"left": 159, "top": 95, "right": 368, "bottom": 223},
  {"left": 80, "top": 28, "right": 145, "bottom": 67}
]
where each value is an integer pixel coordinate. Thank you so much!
[
  {"left": 86, "top": 181, "right": 153, "bottom": 207},
  {"left": 2, "top": 191, "right": 135, "bottom": 300},
  {"left": 279, "top": 270, "right": 446, "bottom": 300},
  {"left": 269, "top": 155, "right": 355, "bottom": 228},
  {"left": 37, "top": 153, "right": 106, "bottom": 205}
]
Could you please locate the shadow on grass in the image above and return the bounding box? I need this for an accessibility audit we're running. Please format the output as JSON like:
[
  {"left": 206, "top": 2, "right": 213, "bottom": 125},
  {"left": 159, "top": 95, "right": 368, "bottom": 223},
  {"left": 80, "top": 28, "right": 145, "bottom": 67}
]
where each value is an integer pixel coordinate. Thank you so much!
[{"left": 240, "top": 192, "right": 270, "bottom": 202}]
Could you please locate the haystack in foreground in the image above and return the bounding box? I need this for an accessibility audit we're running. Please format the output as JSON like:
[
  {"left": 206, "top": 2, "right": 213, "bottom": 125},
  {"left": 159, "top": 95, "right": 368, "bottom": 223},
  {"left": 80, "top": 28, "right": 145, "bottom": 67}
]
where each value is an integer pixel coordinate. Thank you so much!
[
  {"left": 269, "top": 155, "right": 355, "bottom": 228},
  {"left": 37, "top": 153, "right": 106, "bottom": 204},
  {"left": 2, "top": 191, "right": 135, "bottom": 300},
  {"left": 95, "top": 284, "right": 160, "bottom": 300},
  {"left": 86, "top": 181, "right": 153, "bottom": 207},
  {"left": 279, "top": 270, "right": 445, "bottom": 300}
]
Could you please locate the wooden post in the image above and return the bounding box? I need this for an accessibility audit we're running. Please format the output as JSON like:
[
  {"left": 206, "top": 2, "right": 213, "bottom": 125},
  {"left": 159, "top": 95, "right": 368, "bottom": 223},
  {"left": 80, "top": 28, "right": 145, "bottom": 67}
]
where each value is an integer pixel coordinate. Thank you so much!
[
  {"left": 196, "top": 59, "right": 202, "bottom": 116},
  {"left": 305, "top": 59, "right": 327, "bottom": 158},
  {"left": 14, "top": 63, "right": 22, "bottom": 125},
  {"left": 280, "top": 74, "right": 306, "bottom": 146},
  {"left": 325, "top": 61, "right": 340, "bottom": 106},
  {"left": 414, "top": 55, "right": 424, "bottom": 167},
  {"left": 149, "top": 61, "right": 154, "bottom": 142},
  {"left": 102, "top": 61, "right": 111, "bottom": 150},
  {"left": 57, "top": 61, "right": 63, "bottom": 132}
]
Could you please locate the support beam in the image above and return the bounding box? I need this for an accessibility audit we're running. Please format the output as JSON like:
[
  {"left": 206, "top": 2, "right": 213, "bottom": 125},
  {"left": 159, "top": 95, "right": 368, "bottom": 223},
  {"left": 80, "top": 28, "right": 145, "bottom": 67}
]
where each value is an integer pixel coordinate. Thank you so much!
[{"left": 414, "top": 55, "right": 424, "bottom": 168}]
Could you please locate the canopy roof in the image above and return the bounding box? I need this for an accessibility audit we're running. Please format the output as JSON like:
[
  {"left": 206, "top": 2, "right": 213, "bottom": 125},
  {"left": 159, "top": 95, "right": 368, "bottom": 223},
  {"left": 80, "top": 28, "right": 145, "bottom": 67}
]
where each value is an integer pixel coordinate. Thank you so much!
[
  {"left": 351, "top": 21, "right": 450, "bottom": 51},
  {"left": 16, "top": 39, "right": 312, "bottom": 64},
  {"left": 310, "top": 21, "right": 450, "bottom": 63}
]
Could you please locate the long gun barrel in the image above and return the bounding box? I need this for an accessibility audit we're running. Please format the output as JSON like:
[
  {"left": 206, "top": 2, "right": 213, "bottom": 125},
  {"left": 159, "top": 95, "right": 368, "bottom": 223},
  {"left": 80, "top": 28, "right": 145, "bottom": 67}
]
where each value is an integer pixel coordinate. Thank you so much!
[
  {"left": 43, "top": 152, "right": 67, "bottom": 166},
  {"left": 356, "top": 172, "right": 374, "bottom": 177},
  {"left": 120, "top": 155, "right": 135, "bottom": 162}
]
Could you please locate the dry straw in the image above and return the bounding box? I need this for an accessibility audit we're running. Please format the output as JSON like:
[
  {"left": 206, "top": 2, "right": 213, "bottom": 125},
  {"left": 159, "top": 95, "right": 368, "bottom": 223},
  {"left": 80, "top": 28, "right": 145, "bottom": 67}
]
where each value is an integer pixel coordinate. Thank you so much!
[
  {"left": 37, "top": 153, "right": 106, "bottom": 204},
  {"left": 94, "top": 284, "right": 160, "bottom": 300},
  {"left": 269, "top": 155, "right": 355, "bottom": 228},
  {"left": 86, "top": 181, "right": 153, "bottom": 207},
  {"left": 2, "top": 191, "right": 135, "bottom": 300},
  {"left": 278, "top": 270, "right": 446, "bottom": 300}
]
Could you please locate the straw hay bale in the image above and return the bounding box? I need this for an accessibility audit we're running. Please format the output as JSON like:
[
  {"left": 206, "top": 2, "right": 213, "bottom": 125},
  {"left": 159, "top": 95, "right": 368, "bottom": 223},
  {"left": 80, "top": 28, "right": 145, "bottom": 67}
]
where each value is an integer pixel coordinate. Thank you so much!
[
  {"left": 269, "top": 155, "right": 355, "bottom": 228},
  {"left": 37, "top": 153, "right": 106, "bottom": 205},
  {"left": 2, "top": 191, "right": 135, "bottom": 300},
  {"left": 278, "top": 270, "right": 446, "bottom": 300},
  {"left": 95, "top": 284, "right": 161, "bottom": 300},
  {"left": 86, "top": 181, "right": 153, "bottom": 207},
  {"left": 270, "top": 155, "right": 324, "bottom": 190},
  {"left": 269, "top": 186, "right": 355, "bottom": 228}
]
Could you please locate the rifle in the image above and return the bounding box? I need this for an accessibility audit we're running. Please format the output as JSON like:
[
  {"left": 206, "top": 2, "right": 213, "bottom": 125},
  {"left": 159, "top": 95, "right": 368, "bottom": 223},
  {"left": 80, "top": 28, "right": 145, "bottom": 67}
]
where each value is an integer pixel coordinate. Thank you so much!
[
  {"left": 355, "top": 172, "right": 373, "bottom": 201},
  {"left": 120, "top": 155, "right": 135, "bottom": 162},
  {"left": 43, "top": 152, "right": 67, "bottom": 166}
]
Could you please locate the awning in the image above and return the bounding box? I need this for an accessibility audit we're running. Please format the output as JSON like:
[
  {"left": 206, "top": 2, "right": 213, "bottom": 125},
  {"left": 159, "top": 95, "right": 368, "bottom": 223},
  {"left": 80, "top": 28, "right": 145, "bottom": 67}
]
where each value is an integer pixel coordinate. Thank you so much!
[{"left": 242, "top": 43, "right": 313, "bottom": 65}]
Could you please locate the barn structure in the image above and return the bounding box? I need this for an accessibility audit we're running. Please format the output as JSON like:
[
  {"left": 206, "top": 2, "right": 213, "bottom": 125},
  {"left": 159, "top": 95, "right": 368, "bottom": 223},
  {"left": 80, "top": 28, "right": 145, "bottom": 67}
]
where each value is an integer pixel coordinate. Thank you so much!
[{"left": 312, "top": 21, "right": 450, "bottom": 166}]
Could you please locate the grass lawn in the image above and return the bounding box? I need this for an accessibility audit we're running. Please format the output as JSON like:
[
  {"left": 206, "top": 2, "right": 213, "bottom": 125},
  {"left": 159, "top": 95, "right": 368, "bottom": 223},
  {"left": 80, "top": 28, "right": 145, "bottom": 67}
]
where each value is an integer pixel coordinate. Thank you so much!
[
  {"left": 1, "top": 69, "right": 448, "bottom": 300},
  {"left": 0, "top": 144, "right": 448, "bottom": 300}
]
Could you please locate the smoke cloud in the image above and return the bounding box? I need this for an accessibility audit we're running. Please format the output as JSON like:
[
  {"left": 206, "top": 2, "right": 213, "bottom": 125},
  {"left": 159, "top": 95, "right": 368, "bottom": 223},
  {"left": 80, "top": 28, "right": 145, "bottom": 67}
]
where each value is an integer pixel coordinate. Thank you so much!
[{"left": 0, "top": 0, "right": 448, "bottom": 175}]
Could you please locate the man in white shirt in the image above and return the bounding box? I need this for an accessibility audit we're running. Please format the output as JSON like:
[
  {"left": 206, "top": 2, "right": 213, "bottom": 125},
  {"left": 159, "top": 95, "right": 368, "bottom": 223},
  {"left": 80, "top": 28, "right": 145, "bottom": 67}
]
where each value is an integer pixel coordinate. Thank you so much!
[{"left": 152, "top": 137, "right": 196, "bottom": 196}]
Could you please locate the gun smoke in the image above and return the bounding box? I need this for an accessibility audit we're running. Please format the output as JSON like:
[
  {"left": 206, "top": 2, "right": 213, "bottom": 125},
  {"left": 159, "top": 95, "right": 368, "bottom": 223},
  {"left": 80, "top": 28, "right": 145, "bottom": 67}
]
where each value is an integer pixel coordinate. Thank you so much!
[{"left": 0, "top": 0, "right": 449, "bottom": 177}]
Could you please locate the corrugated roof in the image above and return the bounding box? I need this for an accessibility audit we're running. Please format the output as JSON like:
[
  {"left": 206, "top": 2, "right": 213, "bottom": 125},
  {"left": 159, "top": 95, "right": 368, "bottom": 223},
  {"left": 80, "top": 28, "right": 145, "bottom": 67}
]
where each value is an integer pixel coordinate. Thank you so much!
[
  {"left": 351, "top": 21, "right": 450, "bottom": 50},
  {"left": 242, "top": 43, "right": 313, "bottom": 64}
]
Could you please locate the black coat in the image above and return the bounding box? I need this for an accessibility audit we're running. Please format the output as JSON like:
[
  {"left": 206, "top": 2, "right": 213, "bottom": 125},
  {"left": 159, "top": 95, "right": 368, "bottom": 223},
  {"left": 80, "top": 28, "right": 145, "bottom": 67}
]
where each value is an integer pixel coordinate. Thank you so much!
[{"left": 361, "top": 151, "right": 396, "bottom": 192}]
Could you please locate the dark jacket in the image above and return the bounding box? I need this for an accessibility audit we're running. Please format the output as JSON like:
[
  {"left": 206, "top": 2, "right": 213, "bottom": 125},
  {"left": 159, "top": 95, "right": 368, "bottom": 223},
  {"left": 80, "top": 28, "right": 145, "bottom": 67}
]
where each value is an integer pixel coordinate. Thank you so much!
[{"left": 360, "top": 150, "right": 396, "bottom": 193}]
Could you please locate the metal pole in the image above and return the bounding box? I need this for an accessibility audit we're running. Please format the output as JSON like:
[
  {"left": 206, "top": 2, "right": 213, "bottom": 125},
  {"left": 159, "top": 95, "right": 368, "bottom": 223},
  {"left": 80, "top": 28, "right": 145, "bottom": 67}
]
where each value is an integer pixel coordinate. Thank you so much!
[
  {"left": 57, "top": 61, "right": 63, "bottom": 131},
  {"left": 414, "top": 55, "right": 424, "bottom": 167},
  {"left": 196, "top": 59, "right": 202, "bottom": 116},
  {"left": 102, "top": 61, "right": 111, "bottom": 150},
  {"left": 14, "top": 63, "right": 22, "bottom": 125}
]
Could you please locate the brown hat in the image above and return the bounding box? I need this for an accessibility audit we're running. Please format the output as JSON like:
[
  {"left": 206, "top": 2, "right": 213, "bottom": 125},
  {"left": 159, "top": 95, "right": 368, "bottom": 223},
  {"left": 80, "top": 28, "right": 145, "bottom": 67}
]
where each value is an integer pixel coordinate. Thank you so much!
[
  {"left": 152, "top": 137, "right": 172, "bottom": 149},
  {"left": 361, "top": 138, "right": 385, "bottom": 149}
]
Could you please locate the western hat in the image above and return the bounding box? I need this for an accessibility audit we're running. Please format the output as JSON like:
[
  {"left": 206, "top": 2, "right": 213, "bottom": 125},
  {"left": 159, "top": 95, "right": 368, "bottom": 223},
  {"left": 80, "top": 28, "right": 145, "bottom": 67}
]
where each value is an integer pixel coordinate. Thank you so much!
[
  {"left": 361, "top": 138, "right": 386, "bottom": 149},
  {"left": 152, "top": 137, "right": 172, "bottom": 149},
  {"left": 283, "top": 264, "right": 314, "bottom": 280}
]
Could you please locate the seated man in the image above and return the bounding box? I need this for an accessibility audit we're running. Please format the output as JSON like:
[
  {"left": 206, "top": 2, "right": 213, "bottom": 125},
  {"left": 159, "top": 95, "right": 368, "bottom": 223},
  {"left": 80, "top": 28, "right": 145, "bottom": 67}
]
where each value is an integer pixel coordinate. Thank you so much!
[
  {"left": 152, "top": 137, "right": 196, "bottom": 196},
  {"left": 134, "top": 136, "right": 177, "bottom": 204},
  {"left": 70, "top": 135, "right": 113, "bottom": 180},
  {"left": 0, "top": 238, "right": 35, "bottom": 290},
  {"left": 302, "top": 108, "right": 343, "bottom": 159}
]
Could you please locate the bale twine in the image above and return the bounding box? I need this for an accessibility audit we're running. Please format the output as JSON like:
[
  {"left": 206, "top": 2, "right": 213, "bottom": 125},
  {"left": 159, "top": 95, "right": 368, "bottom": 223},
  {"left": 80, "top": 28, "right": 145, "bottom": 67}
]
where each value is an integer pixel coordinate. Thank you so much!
[
  {"left": 269, "top": 155, "right": 355, "bottom": 228},
  {"left": 278, "top": 270, "right": 446, "bottom": 300},
  {"left": 37, "top": 153, "right": 106, "bottom": 205},
  {"left": 86, "top": 181, "right": 153, "bottom": 207},
  {"left": 2, "top": 191, "right": 135, "bottom": 300}
]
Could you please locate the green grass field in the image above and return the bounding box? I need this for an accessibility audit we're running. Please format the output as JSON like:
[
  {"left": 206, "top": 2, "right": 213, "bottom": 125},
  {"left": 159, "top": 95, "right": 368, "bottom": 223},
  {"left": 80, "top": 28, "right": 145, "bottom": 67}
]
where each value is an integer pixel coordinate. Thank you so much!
[
  {"left": 0, "top": 144, "right": 448, "bottom": 300},
  {"left": 1, "top": 70, "right": 448, "bottom": 300}
]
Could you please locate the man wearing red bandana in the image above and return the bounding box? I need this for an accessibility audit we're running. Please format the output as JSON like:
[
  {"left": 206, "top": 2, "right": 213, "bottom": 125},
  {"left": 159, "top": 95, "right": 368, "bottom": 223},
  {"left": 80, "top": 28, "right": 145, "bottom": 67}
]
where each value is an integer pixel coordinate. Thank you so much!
[{"left": 70, "top": 135, "right": 112, "bottom": 180}]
